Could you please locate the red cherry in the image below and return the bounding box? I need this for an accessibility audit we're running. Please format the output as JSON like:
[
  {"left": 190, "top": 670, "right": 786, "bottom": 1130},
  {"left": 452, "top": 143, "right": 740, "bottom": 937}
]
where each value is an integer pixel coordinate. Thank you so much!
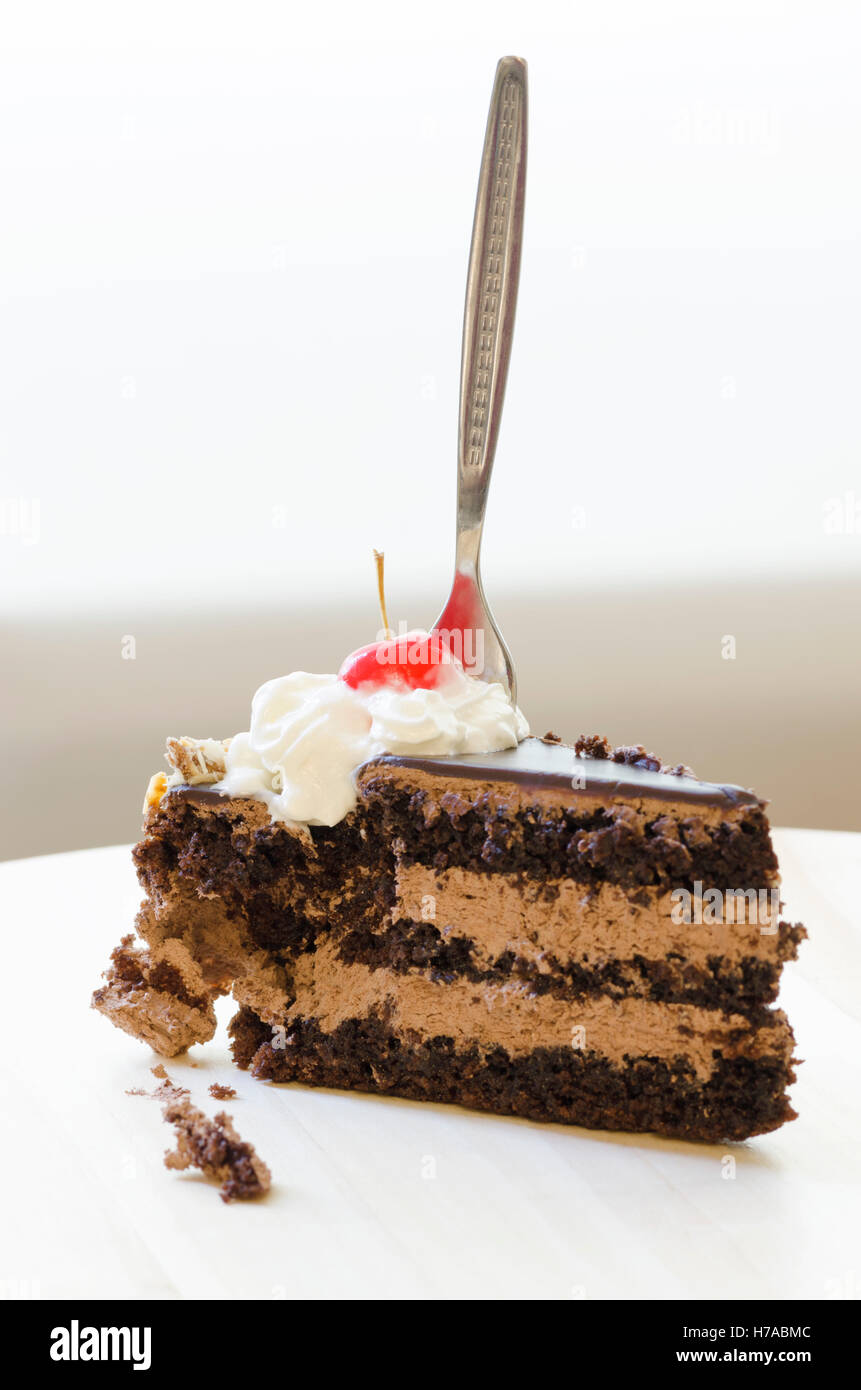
[{"left": 339, "top": 630, "right": 459, "bottom": 690}]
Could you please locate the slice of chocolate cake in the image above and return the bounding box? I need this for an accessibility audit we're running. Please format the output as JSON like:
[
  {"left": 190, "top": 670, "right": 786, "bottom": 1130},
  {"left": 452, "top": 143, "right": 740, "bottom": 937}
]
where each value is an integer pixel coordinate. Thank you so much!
[{"left": 95, "top": 717, "right": 804, "bottom": 1143}]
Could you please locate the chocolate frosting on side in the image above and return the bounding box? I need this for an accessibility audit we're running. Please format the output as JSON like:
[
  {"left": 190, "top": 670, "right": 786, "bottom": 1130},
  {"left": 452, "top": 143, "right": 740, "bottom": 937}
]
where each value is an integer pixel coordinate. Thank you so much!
[{"left": 367, "top": 736, "right": 763, "bottom": 809}]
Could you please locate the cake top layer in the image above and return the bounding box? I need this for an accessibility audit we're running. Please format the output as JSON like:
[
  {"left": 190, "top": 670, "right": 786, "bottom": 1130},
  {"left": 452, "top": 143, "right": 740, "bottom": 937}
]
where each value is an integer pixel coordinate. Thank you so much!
[
  {"left": 168, "top": 733, "right": 763, "bottom": 816},
  {"left": 157, "top": 639, "right": 764, "bottom": 825},
  {"left": 365, "top": 735, "right": 763, "bottom": 810}
]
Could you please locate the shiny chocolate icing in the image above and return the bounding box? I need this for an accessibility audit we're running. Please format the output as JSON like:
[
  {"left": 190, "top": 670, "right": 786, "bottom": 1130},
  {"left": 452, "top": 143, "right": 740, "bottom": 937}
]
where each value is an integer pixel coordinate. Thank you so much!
[{"left": 370, "top": 736, "right": 762, "bottom": 808}]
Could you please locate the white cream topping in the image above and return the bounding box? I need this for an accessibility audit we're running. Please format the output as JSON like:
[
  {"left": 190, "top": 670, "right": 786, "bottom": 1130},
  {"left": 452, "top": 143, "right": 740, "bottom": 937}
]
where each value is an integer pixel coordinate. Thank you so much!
[{"left": 214, "top": 650, "right": 529, "bottom": 826}]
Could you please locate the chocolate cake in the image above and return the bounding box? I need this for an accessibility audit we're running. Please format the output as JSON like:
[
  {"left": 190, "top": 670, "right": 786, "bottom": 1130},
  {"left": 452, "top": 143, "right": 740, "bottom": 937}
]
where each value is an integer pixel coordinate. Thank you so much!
[{"left": 94, "top": 727, "right": 804, "bottom": 1143}]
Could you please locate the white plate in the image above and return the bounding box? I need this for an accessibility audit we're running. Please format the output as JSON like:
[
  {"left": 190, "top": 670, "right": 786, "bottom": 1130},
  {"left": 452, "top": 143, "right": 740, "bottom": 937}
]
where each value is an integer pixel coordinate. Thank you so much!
[{"left": 1, "top": 829, "right": 858, "bottom": 1300}]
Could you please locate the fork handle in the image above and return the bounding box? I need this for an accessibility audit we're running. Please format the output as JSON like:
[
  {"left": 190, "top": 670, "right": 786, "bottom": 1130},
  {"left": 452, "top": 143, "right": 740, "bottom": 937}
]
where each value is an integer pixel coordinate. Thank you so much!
[{"left": 457, "top": 57, "right": 528, "bottom": 547}]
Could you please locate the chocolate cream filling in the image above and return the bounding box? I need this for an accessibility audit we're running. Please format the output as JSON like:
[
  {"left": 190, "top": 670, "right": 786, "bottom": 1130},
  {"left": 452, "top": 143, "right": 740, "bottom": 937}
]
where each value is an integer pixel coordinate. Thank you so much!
[
  {"left": 283, "top": 941, "right": 794, "bottom": 1083},
  {"left": 391, "top": 865, "right": 786, "bottom": 972}
]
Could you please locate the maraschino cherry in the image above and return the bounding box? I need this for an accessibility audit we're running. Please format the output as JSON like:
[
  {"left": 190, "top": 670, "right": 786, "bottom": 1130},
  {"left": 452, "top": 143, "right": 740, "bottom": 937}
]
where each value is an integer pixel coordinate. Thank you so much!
[
  {"left": 338, "top": 552, "right": 458, "bottom": 691},
  {"left": 339, "top": 631, "right": 458, "bottom": 690}
]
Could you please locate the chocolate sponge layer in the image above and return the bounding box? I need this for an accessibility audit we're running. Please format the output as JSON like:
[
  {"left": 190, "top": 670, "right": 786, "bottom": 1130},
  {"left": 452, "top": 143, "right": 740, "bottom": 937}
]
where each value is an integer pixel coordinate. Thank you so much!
[
  {"left": 229, "top": 1006, "right": 797, "bottom": 1144},
  {"left": 358, "top": 772, "right": 779, "bottom": 891}
]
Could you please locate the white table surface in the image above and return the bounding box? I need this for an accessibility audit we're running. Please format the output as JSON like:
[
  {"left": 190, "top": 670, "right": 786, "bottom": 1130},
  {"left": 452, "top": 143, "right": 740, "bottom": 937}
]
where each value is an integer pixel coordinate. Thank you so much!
[{"left": 2, "top": 829, "right": 859, "bottom": 1302}]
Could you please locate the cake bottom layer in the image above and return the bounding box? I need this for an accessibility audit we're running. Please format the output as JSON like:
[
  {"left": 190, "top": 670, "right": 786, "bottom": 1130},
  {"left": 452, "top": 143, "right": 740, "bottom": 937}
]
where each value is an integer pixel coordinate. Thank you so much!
[{"left": 229, "top": 1006, "right": 797, "bottom": 1143}]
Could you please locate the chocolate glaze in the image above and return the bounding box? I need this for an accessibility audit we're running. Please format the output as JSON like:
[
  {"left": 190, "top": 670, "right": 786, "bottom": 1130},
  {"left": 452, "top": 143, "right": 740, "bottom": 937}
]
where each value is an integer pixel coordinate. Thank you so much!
[
  {"left": 171, "top": 736, "right": 762, "bottom": 812},
  {"left": 367, "top": 736, "right": 763, "bottom": 809},
  {"left": 171, "top": 785, "right": 236, "bottom": 808}
]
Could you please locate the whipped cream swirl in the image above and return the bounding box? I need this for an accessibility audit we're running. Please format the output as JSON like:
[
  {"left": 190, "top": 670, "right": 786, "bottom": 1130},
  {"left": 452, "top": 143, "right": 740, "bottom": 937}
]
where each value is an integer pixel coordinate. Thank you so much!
[{"left": 216, "top": 653, "right": 529, "bottom": 826}]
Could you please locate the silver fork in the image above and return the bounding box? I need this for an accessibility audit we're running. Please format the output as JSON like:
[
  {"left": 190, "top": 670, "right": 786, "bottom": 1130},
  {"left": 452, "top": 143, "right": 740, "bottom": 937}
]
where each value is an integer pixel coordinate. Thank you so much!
[{"left": 433, "top": 56, "right": 527, "bottom": 708}]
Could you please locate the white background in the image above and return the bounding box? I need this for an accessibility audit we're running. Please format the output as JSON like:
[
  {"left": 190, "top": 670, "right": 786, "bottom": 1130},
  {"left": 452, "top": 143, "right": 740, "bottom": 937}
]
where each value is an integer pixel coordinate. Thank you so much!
[
  {"left": 2, "top": 1, "right": 860, "bottom": 853},
  {"left": 2, "top": 0, "right": 860, "bottom": 613}
]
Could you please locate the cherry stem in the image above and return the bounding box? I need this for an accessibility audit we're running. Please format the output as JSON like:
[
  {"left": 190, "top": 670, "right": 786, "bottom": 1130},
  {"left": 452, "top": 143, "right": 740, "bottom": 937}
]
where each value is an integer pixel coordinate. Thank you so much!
[{"left": 373, "top": 549, "right": 392, "bottom": 638}]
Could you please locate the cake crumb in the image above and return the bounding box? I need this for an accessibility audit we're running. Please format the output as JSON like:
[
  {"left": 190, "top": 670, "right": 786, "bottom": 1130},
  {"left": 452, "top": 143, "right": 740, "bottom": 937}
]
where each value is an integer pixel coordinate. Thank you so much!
[
  {"left": 661, "top": 761, "right": 696, "bottom": 779},
  {"left": 127, "top": 1068, "right": 269, "bottom": 1201},
  {"left": 208, "top": 1082, "right": 237, "bottom": 1101},
  {"left": 152, "top": 1068, "right": 189, "bottom": 1103},
  {"left": 540, "top": 730, "right": 562, "bottom": 744},
  {"left": 161, "top": 1100, "right": 271, "bottom": 1203},
  {"left": 574, "top": 734, "right": 695, "bottom": 778},
  {"left": 610, "top": 743, "right": 662, "bottom": 773},
  {"left": 125, "top": 1065, "right": 188, "bottom": 1103},
  {"left": 574, "top": 733, "right": 612, "bottom": 759}
]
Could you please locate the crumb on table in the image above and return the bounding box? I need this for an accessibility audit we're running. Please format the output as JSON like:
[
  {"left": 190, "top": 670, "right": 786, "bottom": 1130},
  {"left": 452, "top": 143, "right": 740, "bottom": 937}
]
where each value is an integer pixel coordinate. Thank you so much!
[
  {"left": 124, "top": 1067, "right": 270, "bottom": 1202},
  {"left": 209, "top": 1082, "right": 237, "bottom": 1101}
]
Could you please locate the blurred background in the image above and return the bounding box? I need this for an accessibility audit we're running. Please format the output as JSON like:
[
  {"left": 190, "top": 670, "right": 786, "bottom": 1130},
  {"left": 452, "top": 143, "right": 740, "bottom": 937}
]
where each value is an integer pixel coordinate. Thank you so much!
[{"left": 2, "top": 0, "right": 860, "bottom": 859}]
